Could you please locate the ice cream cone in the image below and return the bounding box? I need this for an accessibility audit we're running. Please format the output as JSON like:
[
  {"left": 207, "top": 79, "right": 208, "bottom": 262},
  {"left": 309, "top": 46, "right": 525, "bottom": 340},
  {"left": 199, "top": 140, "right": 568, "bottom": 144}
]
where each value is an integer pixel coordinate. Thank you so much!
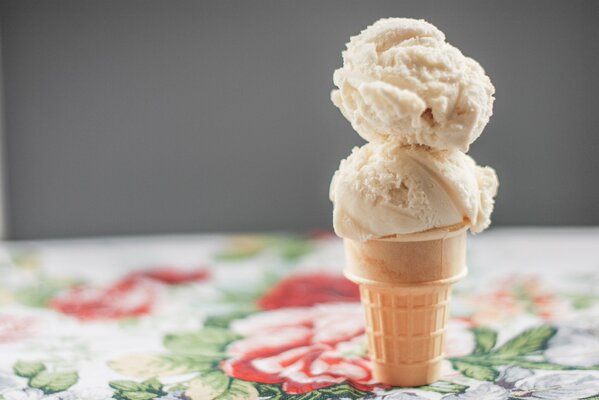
[{"left": 344, "top": 222, "right": 468, "bottom": 387}]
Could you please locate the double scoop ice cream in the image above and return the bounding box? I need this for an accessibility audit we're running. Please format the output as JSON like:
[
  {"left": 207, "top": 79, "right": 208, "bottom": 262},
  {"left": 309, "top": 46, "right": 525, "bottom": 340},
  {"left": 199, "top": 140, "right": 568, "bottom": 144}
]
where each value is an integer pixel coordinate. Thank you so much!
[{"left": 329, "top": 18, "right": 498, "bottom": 386}]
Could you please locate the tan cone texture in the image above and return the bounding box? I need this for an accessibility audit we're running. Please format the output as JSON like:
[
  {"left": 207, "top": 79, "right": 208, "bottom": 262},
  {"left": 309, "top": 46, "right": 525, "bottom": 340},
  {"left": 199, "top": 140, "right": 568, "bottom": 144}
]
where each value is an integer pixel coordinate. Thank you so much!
[
  {"left": 344, "top": 225, "right": 467, "bottom": 386},
  {"left": 359, "top": 283, "right": 451, "bottom": 386}
]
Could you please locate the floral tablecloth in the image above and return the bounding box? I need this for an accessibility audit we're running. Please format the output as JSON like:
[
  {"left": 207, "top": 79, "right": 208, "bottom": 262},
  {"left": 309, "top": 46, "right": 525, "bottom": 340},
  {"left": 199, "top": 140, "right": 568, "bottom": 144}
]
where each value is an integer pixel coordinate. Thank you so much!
[{"left": 1, "top": 229, "right": 599, "bottom": 400}]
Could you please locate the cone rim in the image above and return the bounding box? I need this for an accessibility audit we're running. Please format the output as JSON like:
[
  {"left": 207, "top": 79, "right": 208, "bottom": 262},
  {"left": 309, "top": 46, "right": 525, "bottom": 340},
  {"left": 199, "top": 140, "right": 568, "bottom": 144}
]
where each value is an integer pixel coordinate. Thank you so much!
[
  {"left": 376, "top": 221, "right": 469, "bottom": 243},
  {"left": 344, "top": 267, "right": 468, "bottom": 287}
]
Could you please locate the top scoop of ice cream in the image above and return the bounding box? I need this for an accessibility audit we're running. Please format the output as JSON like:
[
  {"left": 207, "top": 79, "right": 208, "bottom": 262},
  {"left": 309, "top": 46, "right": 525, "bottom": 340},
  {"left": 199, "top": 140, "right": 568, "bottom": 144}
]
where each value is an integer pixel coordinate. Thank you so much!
[
  {"left": 331, "top": 18, "right": 495, "bottom": 152},
  {"left": 329, "top": 142, "right": 498, "bottom": 241}
]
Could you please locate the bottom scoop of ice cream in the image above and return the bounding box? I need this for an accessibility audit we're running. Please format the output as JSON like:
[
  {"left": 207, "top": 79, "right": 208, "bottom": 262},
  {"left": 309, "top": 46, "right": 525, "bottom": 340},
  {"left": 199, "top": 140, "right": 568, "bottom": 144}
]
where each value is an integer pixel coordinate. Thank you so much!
[{"left": 329, "top": 143, "right": 498, "bottom": 241}]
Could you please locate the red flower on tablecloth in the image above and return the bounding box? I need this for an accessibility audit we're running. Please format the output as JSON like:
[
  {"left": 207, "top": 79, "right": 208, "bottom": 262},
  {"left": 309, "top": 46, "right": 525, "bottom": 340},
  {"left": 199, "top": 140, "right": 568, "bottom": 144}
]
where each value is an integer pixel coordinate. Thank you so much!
[
  {"left": 220, "top": 273, "right": 371, "bottom": 393},
  {"left": 221, "top": 303, "right": 381, "bottom": 394},
  {"left": 49, "top": 267, "right": 210, "bottom": 320},
  {"left": 460, "top": 275, "right": 562, "bottom": 326},
  {"left": 0, "top": 314, "right": 36, "bottom": 343},
  {"left": 127, "top": 267, "right": 210, "bottom": 285},
  {"left": 258, "top": 273, "right": 360, "bottom": 310},
  {"left": 50, "top": 277, "right": 157, "bottom": 320}
]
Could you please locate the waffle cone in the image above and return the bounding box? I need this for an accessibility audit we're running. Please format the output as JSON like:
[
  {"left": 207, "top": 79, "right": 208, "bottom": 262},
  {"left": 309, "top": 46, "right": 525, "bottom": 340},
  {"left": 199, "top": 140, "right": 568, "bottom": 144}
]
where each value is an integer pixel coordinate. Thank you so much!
[{"left": 344, "top": 223, "right": 468, "bottom": 387}]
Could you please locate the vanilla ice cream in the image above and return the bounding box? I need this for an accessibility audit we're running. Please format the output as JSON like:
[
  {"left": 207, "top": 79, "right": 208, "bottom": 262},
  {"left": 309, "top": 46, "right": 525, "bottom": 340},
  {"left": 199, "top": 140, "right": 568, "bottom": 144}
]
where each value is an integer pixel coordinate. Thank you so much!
[
  {"left": 331, "top": 18, "right": 495, "bottom": 152},
  {"left": 330, "top": 143, "right": 498, "bottom": 241}
]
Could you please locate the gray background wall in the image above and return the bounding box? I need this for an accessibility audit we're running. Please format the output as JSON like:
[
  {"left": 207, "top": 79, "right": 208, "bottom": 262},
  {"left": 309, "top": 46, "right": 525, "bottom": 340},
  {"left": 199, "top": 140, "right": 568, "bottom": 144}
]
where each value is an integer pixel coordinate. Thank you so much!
[{"left": 1, "top": 1, "right": 598, "bottom": 239}]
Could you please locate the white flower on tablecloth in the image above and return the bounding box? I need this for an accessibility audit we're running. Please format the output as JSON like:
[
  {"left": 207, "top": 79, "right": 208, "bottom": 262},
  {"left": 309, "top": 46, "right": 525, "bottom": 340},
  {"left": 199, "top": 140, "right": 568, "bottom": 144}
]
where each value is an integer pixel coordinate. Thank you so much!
[
  {"left": 495, "top": 366, "right": 534, "bottom": 388},
  {"left": 43, "top": 392, "right": 76, "bottom": 400},
  {"left": 52, "top": 388, "right": 113, "bottom": 400},
  {"left": 1, "top": 388, "right": 45, "bottom": 400},
  {"left": 442, "top": 367, "right": 539, "bottom": 400},
  {"left": 511, "top": 373, "right": 599, "bottom": 399},
  {"left": 0, "top": 372, "right": 19, "bottom": 392},
  {"left": 369, "top": 390, "right": 430, "bottom": 399},
  {"left": 545, "top": 324, "right": 599, "bottom": 367},
  {"left": 442, "top": 371, "right": 599, "bottom": 400},
  {"left": 442, "top": 382, "right": 509, "bottom": 400},
  {"left": 1, "top": 387, "right": 114, "bottom": 400},
  {"left": 444, "top": 319, "right": 476, "bottom": 358}
]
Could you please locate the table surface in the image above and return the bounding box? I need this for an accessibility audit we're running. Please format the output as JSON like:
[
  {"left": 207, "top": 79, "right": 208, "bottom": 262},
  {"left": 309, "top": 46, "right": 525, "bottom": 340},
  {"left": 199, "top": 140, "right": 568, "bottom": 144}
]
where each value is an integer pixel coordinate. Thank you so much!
[{"left": 1, "top": 228, "right": 599, "bottom": 400}]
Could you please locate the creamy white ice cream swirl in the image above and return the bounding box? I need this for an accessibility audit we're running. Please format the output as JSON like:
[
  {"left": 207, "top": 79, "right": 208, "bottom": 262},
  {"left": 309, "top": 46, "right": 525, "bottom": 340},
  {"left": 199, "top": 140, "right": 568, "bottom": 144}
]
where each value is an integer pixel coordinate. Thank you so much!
[
  {"left": 330, "top": 143, "right": 498, "bottom": 241},
  {"left": 331, "top": 18, "right": 495, "bottom": 152}
]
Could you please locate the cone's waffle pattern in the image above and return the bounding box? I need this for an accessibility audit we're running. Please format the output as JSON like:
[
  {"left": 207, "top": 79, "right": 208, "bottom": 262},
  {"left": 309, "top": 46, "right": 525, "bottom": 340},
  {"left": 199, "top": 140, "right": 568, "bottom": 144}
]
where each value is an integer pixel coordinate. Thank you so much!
[{"left": 360, "top": 284, "right": 451, "bottom": 365}]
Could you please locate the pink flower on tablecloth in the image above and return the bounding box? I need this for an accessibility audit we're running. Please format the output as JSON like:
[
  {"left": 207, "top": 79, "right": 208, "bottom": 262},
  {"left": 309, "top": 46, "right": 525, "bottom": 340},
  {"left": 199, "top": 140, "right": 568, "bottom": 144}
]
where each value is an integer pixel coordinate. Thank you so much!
[
  {"left": 221, "top": 303, "right": 382, "bottom": 394},
  {"left": 0, "top": 314, "right": 36, "bottom": 343},
  {"left": 257, "top": 273, "right": 360, "bottom": 310},
  {"left": 459, "top": 276, "right": 562, "bottom": 326},
  {"left": 126, "top": 267, "right": 210, "bottom": 285},
  {"left": 50, "top": 277, "right": 157, "bottom": 320}
]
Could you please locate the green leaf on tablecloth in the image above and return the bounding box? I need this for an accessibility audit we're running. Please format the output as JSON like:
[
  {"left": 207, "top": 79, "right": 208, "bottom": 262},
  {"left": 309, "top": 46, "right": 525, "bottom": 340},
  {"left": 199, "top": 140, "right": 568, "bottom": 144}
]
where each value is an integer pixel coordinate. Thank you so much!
[
  {"left": 215, "top": 379, "right": 259, "bottom": 400},
  {"left": 15, "top": 284, "right": 60, "bottom": 308},
  {"left": 253, "top": 383, "right": 284, "bottom": 400},
  {"left": 472, "top": 327, "right": 498, "bottom": 354},
  {"left": 164, "top": 327, "right": 239, "bottom": 355},
  {"left": 204, "top": 310, "right": 257, "bottom": 328},
  {"left": 108, "top": 353, "right": 204, "bottom": 377},
  {"left": 165, "top": 383, "right": 188, "bottom": 392},
  {"left": 452, "top": 360, "right": 499, "bottom": 381},
  {"left": 29, "top": 371, "right": 78, "bottom": 394},
  {"left": 119, "top": 317, "right": 141, "bottom": 327},
  {"left": 160, "top": 354, "right": 216, "bottom": 373},
  {"left": 120, "top": 391, "right": 158, "bottom": 400},
  {"left": 492, "top": 359, "right": 574, "bottom": 370},
  {"left": 186, "top": 371, "right": 230, "bottom": 399},
  {"left": 272, "top": 237, "right": 313, "bottom": 261},
  {"left": 13, "top": 360, "right": 46, "bottom": 378},
  {"left": 254, "top": 382, "right": 370, "bottom": 400},
  {"left": 140, "top": 377, "right": 163, "bottom": 394},
  {"left": 420, "top": 380, "right": 469, "bottom": 394},
  {"left": 319, "top": 383, "right": 370, "bottom": 399},
  {"left": 219, "top": 290, "right": 262, "bottom": 304},
  {"left": 215, "top": 249, "right": 263, "bottom": 261},
  {"left": 215, "top": 236, "right": 269, "bottom": 261},
  {"left": 571, "top": 293, "right": 597, "bottom": 310},
  {"left": 110, "top": 378, "right": 164, "bottom": 398},
  {"left": 219, "top": 271, "right": 282, "bottom": 306},
  {"left": 109, "top": 380, "right": 144, "bottom": 392},
  {"left": 10, "top": 249, "right": 40, "bottom": 269},
  {"left": 214, "top": 235, "right": 312, "bottom": 262},
  {"left": 492, "top": 325, "right": 557, "bottom": 356}
]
